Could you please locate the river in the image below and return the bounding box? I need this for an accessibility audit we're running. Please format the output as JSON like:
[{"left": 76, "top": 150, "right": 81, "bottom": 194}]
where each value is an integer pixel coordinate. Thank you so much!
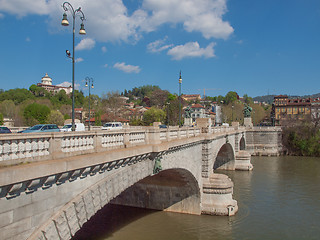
[{"left": 72, "top": 156, "right": 320, "bottom": 240}]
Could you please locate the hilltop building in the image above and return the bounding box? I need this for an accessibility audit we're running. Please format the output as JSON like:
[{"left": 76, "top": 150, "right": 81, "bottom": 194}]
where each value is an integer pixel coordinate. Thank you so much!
[{"left": 37, "top": 73, "right": 72, "bottom": 94}]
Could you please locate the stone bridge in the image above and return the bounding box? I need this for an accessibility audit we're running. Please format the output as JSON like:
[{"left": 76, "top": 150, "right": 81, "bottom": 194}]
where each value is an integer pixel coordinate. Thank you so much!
[{"left": 0, "top": 123, "right": 282, "bottom": 240}]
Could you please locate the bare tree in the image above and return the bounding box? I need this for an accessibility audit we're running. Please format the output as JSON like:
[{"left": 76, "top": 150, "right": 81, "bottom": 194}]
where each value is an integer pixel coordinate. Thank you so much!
[{"left": 102, "top": 91, "right": 124, "bottom": 121}]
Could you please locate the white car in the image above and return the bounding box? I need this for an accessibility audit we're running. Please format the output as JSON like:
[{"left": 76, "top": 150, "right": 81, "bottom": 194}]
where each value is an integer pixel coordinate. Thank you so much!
[
  {"left": 101, "top": 122, "right": 123, "bottom": 130},
  {"left": 60, "top": 123, "right": 85, "bottom": 132}
]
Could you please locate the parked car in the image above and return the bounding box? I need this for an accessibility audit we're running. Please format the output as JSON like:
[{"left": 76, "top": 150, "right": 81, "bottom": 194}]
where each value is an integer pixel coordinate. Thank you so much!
[
  {"left": 19, "top": 124, "right": 60, "bottom": 133},
  {"left": 0, "top": 126, "right": 11, "bottom": 134},
  {"left": 159, "top": 124, "right": 167, "bottom": 129},
  {"left": 101, "top": 122, "right": 123, "bottom": 130},
  {"left": 60, "top": 123, "right": 85, "bottom": 132}
]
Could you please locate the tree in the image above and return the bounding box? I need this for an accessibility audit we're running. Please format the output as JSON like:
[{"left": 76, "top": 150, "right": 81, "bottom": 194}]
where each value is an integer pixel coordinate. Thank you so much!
[
  {"left": 224, "top": 91, "right": 238, "bottom": 105},
  {"left": 60, "top": 104, "right": 72, "bottom": 117},
  {"left": 29, "top": 84, "right": 48, "bottom": 97},
  {"left": 24, "top": 103, "right": 51, "bottom": 125},
  {"left": 0, "top": 113, "right": 3, "bottom": 125},
  {"left": 0, "top": 100, "right": 16, "bottom": 119},
  {"left": 47, "top": 110, "right": 65, "bottom": 126},
  {"left": 0, "top": 88, "right": 34, "bottom": 104},
  {"left": 74, "top": 90, "right": 85, "bottom": 107},
  {"left": 102, "top": 91, "right": 124, "bottom": 120},
  {"left": 243, "top": 94, "right": 253, "bottom": 104},
  {"left": 149, "top": 89, "right": 170, "bottom": 108},
  {"left": 95, "top": 111, "right": 102, "bottom": 126},
  {"left": 51, "top": 90, "right": 71, "bottom": 106},
  {"left": 143, "top": 107, "right": 165, "bottom": 126}
]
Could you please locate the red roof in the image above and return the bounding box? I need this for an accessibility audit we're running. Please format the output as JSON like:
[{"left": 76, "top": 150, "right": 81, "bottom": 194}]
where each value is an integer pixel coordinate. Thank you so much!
[{"left": 191, "top": 104, "right": 204, "bottom": 108}]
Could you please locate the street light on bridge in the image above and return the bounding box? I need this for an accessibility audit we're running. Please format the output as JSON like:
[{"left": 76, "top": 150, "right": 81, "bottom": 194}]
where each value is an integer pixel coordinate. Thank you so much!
[
  {"left": 61, "top": 1, "right": 86, "bottom": 131},
  {"left": 85, "top": 77, "right": 94, "bottom": 131},
  {"left": 179, "top": 71, "right": 182, "bottom": 127}
]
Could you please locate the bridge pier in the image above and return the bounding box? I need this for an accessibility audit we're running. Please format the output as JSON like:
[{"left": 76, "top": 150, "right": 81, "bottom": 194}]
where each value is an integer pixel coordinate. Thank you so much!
[
  {"left": 235, "top": 150, "right": 253, "bottom": 171},
  {"left": 201, "top": 173, "right": 238, "bottom": 216}
]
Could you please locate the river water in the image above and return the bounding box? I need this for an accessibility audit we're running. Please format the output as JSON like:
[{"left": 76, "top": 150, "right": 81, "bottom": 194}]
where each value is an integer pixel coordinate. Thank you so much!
[{"left": 73, "top": 156, "right": 320, "bottom": 240}]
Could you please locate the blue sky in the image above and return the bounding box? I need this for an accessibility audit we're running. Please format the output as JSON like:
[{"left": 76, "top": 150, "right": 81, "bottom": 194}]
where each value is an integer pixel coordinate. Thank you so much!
[{"left": 0, "top": 0, "right": 320, "bottom": 98}]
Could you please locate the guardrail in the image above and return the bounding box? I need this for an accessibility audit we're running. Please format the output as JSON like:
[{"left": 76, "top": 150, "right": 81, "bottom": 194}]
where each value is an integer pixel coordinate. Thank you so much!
[{"left": 0, "top": 126, "right": 201, "bottom": 167}]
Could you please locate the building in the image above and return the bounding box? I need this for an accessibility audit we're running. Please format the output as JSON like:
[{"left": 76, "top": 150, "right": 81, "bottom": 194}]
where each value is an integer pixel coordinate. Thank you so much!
[
  {"left": 274, "top": 95, "right": 311, "bottom": 125},
  {"left": 311, "top": 98, "right": 320, "bottom": 120},
  {"left": 190, "top": 104, "right": 209, "bottom": 122},
  {"left": 182, "top": 94, "right": 201, "bottom": 102},
  {"left": 37, "top": 73, "right": 72, "bottom": 94}
]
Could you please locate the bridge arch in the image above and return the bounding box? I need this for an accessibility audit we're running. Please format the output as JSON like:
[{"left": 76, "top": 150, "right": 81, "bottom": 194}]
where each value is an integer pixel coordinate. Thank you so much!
[
  {"left": 112, "top": 168, "right": 201, "bottom": 215},
  {"left": 28, "top": 147, "right": 202, "bottom": 240},
  {"left": 213, "top": 143, "right": 235, "bottom": 170},
  {"left": 239, "top": 136, "right": 246, "bottom": 150}
]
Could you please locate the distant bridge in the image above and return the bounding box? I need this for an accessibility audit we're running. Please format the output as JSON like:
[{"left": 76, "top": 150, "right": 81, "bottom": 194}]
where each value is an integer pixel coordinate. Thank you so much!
[{"left": 0, "top": 123, "right": 282, "bottom": 240}]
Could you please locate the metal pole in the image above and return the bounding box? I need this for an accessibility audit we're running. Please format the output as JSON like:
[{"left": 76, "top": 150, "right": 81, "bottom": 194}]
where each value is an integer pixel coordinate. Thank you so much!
[
  {"left": 88, "top": 80, "right": 91, "bottom": 131},
  {"left": 85, "top": 77, "right": 93, "bottom": 131},
  {"left": 179, "top": 71, "right": 182, "bottom": 127},
  {"left": 61, "top": 2, "right": 86, "bottom": 131},
  {"left": 72, "top": 13, "right": 75, "bottom": 131}
]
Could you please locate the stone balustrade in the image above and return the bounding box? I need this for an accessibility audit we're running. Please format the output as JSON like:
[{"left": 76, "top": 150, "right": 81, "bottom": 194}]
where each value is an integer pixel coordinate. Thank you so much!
[{"left": 0, "top": 127, "right": 201, "bottom": 167}]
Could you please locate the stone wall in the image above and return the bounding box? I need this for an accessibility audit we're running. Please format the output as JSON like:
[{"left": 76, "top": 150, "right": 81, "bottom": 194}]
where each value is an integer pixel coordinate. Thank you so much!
[{"left": 245, "top": 127, "right": 282, "bottom": 156}]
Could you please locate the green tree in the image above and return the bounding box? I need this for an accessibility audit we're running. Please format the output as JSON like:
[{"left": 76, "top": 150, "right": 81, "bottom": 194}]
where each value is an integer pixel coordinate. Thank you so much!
[
  {"left": 95, "top": 111, "right": 102, "bottom": 126},
  {"left": 129, "top": 118, "right": 144, "bottom": 126},
  {"left": 0, "top": 100, "right": 16, "bottom": 119},
  {"left": 0, "top": 113, "right": 3, "bottom": 125},
  {"left": 143, "top": 107, "right": 165, "bottom": 126},
  {"left": 51, "top": 90, "right": 71, "bottom": 106},
  {"left": 74, "top": 90, "right": 85, "bottom": 107},
  {"left": 243, "top": 94, "right": 253, "bottom": 104},
  {"left": 23, "top": 103, "right": 51, "bottom": 125},
  {"left": 0, "top": 88, "right": 34, "bottom": 104},
  {"left": 47, "top": 110, "right": 65, "bottom": 126},
  {"left": 224, "top": 91, "right": 238, "bottom": 105},
  {"left": 29, "top": 84, "right": 48, "bottom": 97}
]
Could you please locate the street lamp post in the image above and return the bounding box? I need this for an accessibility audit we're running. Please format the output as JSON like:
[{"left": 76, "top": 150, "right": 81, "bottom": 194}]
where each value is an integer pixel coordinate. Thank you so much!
[
  {"left": 85, "top": 77, "right": 94, "bottom": 131},
  {"left": 166, "top": 102, "right": 170, "bottom": 126},
  {"left": 179, "top": 71, "right": 182, "bottom": 127},
  {"left": 61, "top": 2, "right": 86, "bottom": 131},
  {"left": 232, "top": 105, "right": 234, "bottom": 122}
]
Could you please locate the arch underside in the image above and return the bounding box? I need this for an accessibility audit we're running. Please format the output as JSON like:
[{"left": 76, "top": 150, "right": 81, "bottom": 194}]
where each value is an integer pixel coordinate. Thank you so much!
[
  {"left": 214, "top": 143, "right": 235, "bottom": 170},
  {"left": 111, "top": 168, "right": 201, "bottom": 215},
  {"left": 28, "top": 162, "right": 200, "bottom": 240}
]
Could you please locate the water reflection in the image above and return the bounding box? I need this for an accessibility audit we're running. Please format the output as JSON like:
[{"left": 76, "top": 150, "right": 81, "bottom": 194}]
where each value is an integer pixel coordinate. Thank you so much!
[{"left": 73, "top": 156, "right": 320, "bottom": 240}]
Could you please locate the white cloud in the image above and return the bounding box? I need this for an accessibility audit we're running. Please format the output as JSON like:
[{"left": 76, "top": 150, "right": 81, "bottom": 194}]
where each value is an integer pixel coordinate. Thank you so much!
[
  {"left": 57, "top": 81, "right": 80, "bottom": 90},
  {"left": 26, "top": 37, "right": 31, "bottom": 42},
  {"left": 104, "top": 64, "right": 108, "bottom": 68},
  {"left": 75, "top": 38, "right": 95, "bottom": 51},
  {"left": 167, "top": 42, "right": 216, "bottom": 60},
  {"left": 0, "top": 0, "right": 51, "bottom": 17},
  {"left": 113, "top": 62, "right": 141, "bottom": 73},
  {"left": 75, "top": 57, "right": 84, "bottom": 63},
  {"left": 101, "top": 46, "right": 107, "bottom": 53},
  {"left": 0, "top": 13, "right": 4, "bottom": 18},
  {"left": 139, "top": 0, "right": 233, "bottom": 39},
  {"left": 57, "top": 82, "right": 71, "bottom": 88},
  {"left": 147, "top": 36, "right": 173, "bottom": 53},
  {"left": 0, "top": 0, "right": 233, "bottom": 43}
]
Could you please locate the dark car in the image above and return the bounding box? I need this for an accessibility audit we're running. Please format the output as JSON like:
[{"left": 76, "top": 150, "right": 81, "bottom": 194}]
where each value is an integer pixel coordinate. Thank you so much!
[
  {"left": 0, "top": 126, "right": 11, "bottom": 134},
  {"left": 159, "top": 124, "right": 167, "bottom": 128}
]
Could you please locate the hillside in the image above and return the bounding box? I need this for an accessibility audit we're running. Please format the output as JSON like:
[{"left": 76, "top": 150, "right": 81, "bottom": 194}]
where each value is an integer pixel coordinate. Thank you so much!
[{"left": 253, "top": 93, "right": 320, "bottom": 104}]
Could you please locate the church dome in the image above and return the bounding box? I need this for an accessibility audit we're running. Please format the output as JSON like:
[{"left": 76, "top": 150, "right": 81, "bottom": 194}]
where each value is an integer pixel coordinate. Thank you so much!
[{"left": 41, "top": 73, "right": 52, "bottom": 85}]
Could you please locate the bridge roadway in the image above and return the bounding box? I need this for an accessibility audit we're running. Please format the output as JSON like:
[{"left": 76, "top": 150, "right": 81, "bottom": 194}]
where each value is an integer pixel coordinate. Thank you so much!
[{"left": 0, "top": 124, "right": 282, "bottom": 240}]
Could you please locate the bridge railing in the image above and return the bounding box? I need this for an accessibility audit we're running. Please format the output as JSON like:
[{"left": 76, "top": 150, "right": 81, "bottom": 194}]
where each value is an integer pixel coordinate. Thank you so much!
[{"left": 0, "top": 126, "right": 201, "bottom": 167}]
